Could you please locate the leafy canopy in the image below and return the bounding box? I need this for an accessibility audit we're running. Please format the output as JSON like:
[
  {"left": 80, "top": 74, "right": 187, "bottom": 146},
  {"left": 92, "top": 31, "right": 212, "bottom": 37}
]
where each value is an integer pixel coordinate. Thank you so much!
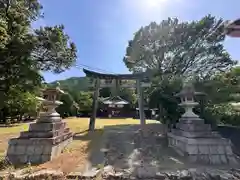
[
  {"left": 0, "top": 0, "right": 77, "bottom": 121},
  {"left": 123, "top": 15, "right": 236, "bottom": 79}
]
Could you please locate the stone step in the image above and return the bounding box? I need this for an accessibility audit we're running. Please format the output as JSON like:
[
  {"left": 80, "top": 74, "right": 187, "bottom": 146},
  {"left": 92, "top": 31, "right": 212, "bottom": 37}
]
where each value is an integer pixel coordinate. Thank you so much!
[
  {"left": 171, "top": 129, "right": 221, "bottom": 138},
  {"left": 176, "top": 122, "right": 212, "bottom": 132},
  {"left": 29, "top": 121, "right": 66, "bottom": 132},
  {"left": 20, "top": 128, "right": 70, "bottom": 138}
]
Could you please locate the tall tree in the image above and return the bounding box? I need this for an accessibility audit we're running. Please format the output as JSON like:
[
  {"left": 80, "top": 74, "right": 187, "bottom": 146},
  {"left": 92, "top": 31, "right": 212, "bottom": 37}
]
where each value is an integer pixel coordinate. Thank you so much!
[
  {"left": 123, "top": 15, "right": 237, "bottom": 126},
  {"left": 123, "top": 15, "right": 236, "bottom": 79},
  {"left": 0, "top": 0, "right": 77, "bottom": 121}
]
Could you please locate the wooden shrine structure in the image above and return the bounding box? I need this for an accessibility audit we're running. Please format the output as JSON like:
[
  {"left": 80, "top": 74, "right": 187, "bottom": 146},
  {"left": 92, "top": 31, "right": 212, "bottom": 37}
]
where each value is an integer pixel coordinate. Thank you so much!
[
  {"left": 83, "top": 68, "right": 151, "bottom": 131},
  {"left": 100, "top": 96, "right": 130, "bottom": 118}
]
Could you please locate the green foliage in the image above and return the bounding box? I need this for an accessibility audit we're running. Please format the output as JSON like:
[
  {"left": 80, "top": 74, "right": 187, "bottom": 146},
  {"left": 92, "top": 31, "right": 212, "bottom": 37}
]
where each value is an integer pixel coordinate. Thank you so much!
[
  {"left": 56, "top": 93, "right": 76, "bottom": 117},
  {"left": 124, "top": 15, "right": 236, "bottom": 78},
  {"left": 148, "top": 75, "right": 183, "bottom": 123},
  {"left": 124, "top": 15, "right": 239, "bottom": 127},
  {"left": 0, "top": 0, "right": 77, "bottom": 122},
  {"left": 204, "top": 104, "right": 240, "bottom": 126},
  {"left": 77, "top": 91, "right": 93, "bottom": 111},
  {"left": 6, "top": 87, "right": 39, "bottom": 115},
  {"left": 33, "top": 25, "right": 77, "bottom": 73},
  {"left": 119, "top": 88, "right": 137, "bottom": 106}
]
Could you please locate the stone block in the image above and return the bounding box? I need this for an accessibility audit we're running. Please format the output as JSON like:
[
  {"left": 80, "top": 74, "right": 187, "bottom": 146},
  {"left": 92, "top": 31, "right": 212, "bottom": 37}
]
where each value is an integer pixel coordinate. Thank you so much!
[
  {"left": 26, "top": 145, "right": 35, "bottom": 155},
  {"left": 6, "top": 111, "right": 73, "bottom": 166},
  {"left": 35, "top": 145, "right": 44, "bottom": 155},
  {"left": 209, "top": 155, "right": 221, "bottom": 165},
  {"left": 7, "top": 155, "right": 18, "bottom": 164},
  {"left": 220, "top": 155, "right": 227, "bottom": 164},
  {"left": 225, "top": 145, "right": 233, "bottom": 155},
  {"left": 37, "top": 116, "right": 61, "bottom": 123},
  {"left": 7, "top": 145, "right": 15, "bottom": 155},
  {"left": 198, "top": 155, "right": 210, "bottom": 164},
  {"left": 43, "top": 145, "right": 52, "bottom": 155},
  {"left": 179, "top": 117, "right": 205, "bottom": 124},
  {"left": 15, "top": 145, "right": 26, "bottom": 155},
  {"left": 177, "top": 123, "right": 211, "bottom": 132},
  {"left": 178, "top": 141, "right": 185, "bottom": 151},
  {"left": 185, "top": 145, "right": 198, "bottom": 155},
  {"left": 29, "top": 121, "right": 66, "bottom": 132},
  {"left": 228, "top": 156, "right": 239, "bottom": 165},
  {"left": 188, "top": 155, "right": 198, "bottom": 163},
  {"left": 19, "top": 155, "right": 28, "bottom": 164},
  {"left": 168, "top": 110, "right": 237, "bottom": 165},
  {"left": 198, "top": 146, "right": 209, "bottom": 154},
  {"left": 171, "top": 129, "right": 217, "bottom": 138},
  {"left": 217, "top": 145, "right": 225, "bottom": 154},
  {"left": 209, "top": 146, "right": 218, "bottom": 154},
  {"left": 28, "top": 155, "right": 41, "bottom": 164},
  {"left": 41, "top": 155, "right": 51, "bottom": 162},
  {"left": 20, "top": 128, "right": 68, "bottom": 139}
]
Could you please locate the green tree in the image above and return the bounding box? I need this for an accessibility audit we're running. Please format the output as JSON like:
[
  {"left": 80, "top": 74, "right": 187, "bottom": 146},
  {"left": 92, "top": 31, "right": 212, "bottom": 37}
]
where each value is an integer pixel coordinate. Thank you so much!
[
  {"left": 193, "top": 66, "right": 240, "bottom": 126},
  {"left": 0, "top": 0, "right": 77, "bottom": 120},
  {"left": 56, "top": 93, "right": 75, "bottom": 118},
  {"left": 1, "top": 86, "right": 39, "bottom": 123},
  {"left": 123, "top": 15, "right": 236, "bottom": 78},
  {"left": 124, "top": 15, "right": 237, "bottom": 127},
  {"left": 77, "top": 91, "right": 93, "bottom": 112}
]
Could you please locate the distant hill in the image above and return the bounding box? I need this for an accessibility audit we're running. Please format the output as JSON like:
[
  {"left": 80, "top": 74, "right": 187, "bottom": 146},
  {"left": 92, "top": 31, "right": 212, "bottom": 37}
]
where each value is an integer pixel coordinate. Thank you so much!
[{"left": 49, "top": 76, "right": 91, "bottom": 92}]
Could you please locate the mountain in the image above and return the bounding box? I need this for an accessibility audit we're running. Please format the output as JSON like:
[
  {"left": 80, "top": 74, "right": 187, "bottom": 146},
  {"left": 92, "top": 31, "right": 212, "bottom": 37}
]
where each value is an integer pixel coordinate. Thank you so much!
[{"left": 49, "top": 76, "right": 91, "bottom": 92}]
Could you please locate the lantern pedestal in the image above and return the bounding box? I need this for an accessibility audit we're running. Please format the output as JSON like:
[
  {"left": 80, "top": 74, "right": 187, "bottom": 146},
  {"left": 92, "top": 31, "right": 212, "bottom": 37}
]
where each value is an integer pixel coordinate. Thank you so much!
[
  {"left": 168, "top": 85, "right": 238, "bottom": 165},
  {"left": 6, "top": 86, "right": 73, "bottom": 165}
]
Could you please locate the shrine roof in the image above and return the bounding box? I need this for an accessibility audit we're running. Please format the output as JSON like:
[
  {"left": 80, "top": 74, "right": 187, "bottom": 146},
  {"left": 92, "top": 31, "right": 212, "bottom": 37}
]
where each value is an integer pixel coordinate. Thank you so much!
[
  {"left": 83, "top": 68, "right": 148, "bottom": 80},
  {"left": 101, "top": 96, "right": 129, "bottom": 105}
]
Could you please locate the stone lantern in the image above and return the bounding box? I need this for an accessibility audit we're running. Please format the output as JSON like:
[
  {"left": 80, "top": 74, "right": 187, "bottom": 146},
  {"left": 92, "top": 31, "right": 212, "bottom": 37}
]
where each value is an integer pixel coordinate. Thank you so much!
[
  {"left": 167, "top": 83, "right": 238, "bottom": 165},
  {"left": 175, "top": 84, "right": 203, "bottom": 119},
  {"left": 37, "top": 82, "right": 64, "bottom": 123},
  {"left": 7, "top": 83, "right": 73, "bottom": 165}
]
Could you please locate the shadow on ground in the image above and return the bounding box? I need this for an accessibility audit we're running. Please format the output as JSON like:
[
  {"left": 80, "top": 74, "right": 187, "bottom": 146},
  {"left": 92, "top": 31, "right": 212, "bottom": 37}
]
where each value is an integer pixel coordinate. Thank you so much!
[
  {"left": 72, "top": 123, "right": 240, "bottom": 173},
  {"left": 101, "top": 124, "right": 191, "bottom": 171},
  {"left": 217, "top": 125, "right": 240, "bottom": 156},
  {"left": 72, "top": 123, "right": 189, "bottom": 172},
  {"left": 73, "top": 128, "right": 105, "bottom": 167}
]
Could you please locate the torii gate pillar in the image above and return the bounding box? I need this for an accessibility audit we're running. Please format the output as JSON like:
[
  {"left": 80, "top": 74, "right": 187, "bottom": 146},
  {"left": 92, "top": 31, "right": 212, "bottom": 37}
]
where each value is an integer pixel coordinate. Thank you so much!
[
  {"left": 137, "top": 79, "right": 146, "bottom": 128},
  {"left": 89, "top": 78, "right": 100, "bottom": 131}
]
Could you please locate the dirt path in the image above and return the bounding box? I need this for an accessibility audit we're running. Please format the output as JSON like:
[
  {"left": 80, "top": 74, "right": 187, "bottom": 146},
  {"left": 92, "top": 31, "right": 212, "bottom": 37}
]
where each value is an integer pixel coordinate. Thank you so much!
[
  {"left": 36, "top": 141, "right": 89, "bottom": 174},
  {"left": 102, "top": 124, "right": 191, "bottom": 172},
  {"left": 0, "top": 133, "right": 18, "bottom": 156}
]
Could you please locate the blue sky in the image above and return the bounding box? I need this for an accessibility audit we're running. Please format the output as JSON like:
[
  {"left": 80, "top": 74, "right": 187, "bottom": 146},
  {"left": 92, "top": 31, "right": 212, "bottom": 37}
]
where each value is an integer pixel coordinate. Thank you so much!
[{"left": 33, "top": 0, "right": 240, "bottom": 83}]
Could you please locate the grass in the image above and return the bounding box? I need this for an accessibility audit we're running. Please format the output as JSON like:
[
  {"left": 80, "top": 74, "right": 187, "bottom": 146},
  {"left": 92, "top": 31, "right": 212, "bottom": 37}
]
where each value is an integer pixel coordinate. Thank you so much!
[
  {"left": 0, "top": 118, "right": 159, "bottom": 174},
  {"left": 66, "top": 117, "right": 159, "bottom": 133},
  {"left": 0, "top": 123, "right": 29, "bottom": 134}
]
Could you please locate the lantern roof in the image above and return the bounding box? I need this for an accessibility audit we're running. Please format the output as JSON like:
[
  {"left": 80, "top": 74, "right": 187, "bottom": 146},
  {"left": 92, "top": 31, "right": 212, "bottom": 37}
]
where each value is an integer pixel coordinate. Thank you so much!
[
  {"left": 42, "top": 82, "right": 65, "bottom": 94},
  {"left": 175, "top": 85, "right": 204, "bottom": 97}
]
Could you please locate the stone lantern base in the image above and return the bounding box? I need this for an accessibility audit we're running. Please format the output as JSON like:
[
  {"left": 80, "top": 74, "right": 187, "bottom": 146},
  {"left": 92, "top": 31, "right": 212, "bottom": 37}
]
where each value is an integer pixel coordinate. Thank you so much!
[
  {"left": 6, "top": 114, "right": 73, "bottom": 165},
  {"left": 168, "top": 117, "right": 238, "bottom": 165}
]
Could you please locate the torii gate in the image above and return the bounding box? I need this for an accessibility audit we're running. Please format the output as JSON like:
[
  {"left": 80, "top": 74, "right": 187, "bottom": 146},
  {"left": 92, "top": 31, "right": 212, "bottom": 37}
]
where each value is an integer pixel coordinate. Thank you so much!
[{"left": 83, "top": 68, "right": 151, "bottom": 131}]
